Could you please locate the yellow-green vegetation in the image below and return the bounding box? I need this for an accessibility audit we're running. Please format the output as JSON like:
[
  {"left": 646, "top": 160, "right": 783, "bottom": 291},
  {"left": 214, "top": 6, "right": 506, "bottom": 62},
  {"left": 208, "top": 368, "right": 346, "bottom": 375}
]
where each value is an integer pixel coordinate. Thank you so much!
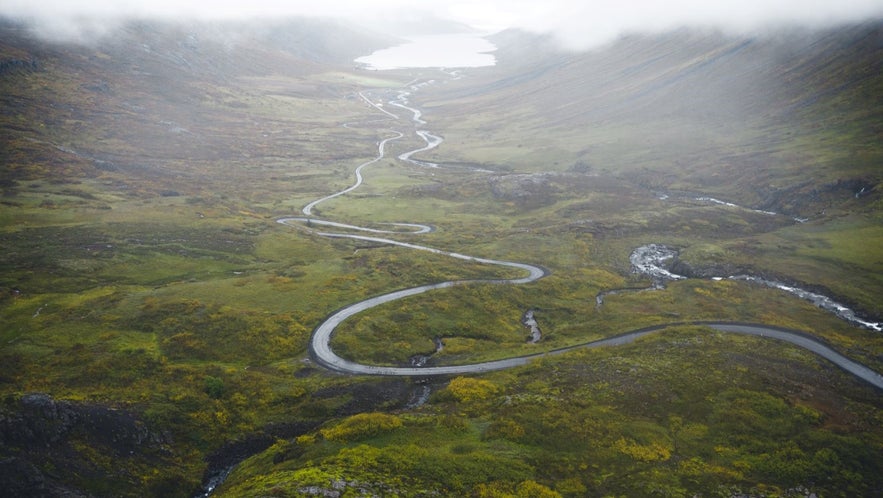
[
  {"left": 1, "top": 19, "right": 882, "bottom": 498},
  {"left": 216, "top": 328, "right": 883, "bottom": 497},
  {"left": 319, "top": 412, "right": 403, "bottom": 442},
  {"left": 446, "top": 376, "right": 500, "bottom": 403}
]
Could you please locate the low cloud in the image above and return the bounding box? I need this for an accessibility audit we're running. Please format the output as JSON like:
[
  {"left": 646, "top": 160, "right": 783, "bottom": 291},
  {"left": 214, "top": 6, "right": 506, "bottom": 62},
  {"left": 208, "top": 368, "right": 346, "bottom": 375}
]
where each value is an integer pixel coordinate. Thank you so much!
[
  {"left": 3, "top": 0, "right": 882, "bottom": 47},
  {"left": 497, "top": 0, "right": 883, "bottom": 48}
]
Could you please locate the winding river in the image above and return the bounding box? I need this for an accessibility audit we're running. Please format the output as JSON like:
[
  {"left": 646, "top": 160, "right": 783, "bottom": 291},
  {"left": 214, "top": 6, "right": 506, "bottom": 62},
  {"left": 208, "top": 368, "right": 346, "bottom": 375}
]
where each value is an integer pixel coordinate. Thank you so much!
[{"left": 278, "top": 80, "right": 883, "bottom": 391}]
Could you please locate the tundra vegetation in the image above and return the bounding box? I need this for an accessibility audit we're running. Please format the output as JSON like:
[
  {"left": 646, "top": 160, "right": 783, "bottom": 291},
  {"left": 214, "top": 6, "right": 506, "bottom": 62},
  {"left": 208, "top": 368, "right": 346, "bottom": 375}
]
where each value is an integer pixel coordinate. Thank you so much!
[{"left": 1, "top": 17, "right": 881, "bottom": 497}]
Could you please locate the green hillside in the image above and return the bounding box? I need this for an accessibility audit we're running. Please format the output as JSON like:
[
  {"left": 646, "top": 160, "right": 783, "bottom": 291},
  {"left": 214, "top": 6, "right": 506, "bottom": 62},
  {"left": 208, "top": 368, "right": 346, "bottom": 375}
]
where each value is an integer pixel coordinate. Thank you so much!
[
  {"left": 0, "top": 17, "right": 881, "bottom": 497},
  {"left": 407, "top": 24, "right": 883, "bottom": 318}
]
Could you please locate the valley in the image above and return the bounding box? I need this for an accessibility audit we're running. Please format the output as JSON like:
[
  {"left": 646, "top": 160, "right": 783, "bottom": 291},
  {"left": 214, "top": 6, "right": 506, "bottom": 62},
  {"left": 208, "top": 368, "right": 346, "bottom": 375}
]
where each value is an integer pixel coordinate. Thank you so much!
[{"left": 1, "top": 16, "right": 881, "bottom": 498}]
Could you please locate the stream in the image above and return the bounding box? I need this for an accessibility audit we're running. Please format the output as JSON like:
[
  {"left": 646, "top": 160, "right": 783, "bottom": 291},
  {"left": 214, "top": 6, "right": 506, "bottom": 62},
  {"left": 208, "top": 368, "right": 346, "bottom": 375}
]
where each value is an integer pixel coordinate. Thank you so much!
[{"left": 627, "top": 244, "right": 882, "bottom": 332}]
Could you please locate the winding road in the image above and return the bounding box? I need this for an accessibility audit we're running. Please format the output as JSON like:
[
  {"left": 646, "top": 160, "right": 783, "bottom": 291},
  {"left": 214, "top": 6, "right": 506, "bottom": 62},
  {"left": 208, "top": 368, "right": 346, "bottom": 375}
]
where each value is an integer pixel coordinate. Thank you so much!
[{"left": 278, "top": 82, "right": 883, "bottom": 391}]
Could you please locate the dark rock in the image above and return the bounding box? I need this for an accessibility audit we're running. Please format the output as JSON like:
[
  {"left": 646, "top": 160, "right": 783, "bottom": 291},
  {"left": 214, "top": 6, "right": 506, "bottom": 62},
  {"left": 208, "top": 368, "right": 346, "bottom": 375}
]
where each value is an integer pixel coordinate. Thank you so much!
[
  {"left": 196, "top": 421, "right": 320, "bottom": 497},
  {"left": 669, "top": 259, "right": 748, "bottom": 279},
  {"left": 0, "top": 393, "right": 170, "bottom": 497},
  {"left": 0, "top": 58, "right": 40, "bottom": 76},
  {"left": 83, "top": 81, "right": 110, "bottom": 93},
  {"left": 1, "top": 393, "right": 166, "bottom": 453}
]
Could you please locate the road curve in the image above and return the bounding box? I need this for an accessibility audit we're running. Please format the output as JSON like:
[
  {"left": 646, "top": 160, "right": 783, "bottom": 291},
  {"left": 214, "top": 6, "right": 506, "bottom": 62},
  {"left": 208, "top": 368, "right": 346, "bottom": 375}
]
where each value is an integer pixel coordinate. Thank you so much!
[
  {"left": 277, "top": 217, "right": 432, "bottom": 235},
  {"left": 397, "top": 130, "right": 443, "bottom": 167},
  {"left": 279, "top": 85, "right": 883, "bottom": 392},
  {"left": 302, "top": 130, "right": 403, "bottom": 217},
  {"left": 308, "top": 318, "right": 883, "bottom": 390}
]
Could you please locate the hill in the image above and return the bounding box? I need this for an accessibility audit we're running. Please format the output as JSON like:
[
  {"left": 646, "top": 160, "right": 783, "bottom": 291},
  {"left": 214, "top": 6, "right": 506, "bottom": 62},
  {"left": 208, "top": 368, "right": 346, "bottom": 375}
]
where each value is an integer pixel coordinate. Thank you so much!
[
  {"left": 422, "top": 23, "right": 883, "bottom": 213},
  {"left": 0, "top": 17, "right": 398, "bottom": 186},
  {"left": 404, "top": 23, "right": 883, "bottom": 320}
]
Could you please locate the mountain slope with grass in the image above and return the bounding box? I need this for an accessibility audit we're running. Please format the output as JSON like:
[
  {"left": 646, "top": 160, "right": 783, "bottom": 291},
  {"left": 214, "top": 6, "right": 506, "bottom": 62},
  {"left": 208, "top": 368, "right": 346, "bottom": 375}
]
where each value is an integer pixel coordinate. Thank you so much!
[
  {"left": 1, "top": 16, "right": 881, "bottom": 498},
  {"left": 424, "top": 23, "right": 882, "bottom": 212},
  {"left": 407, "top": 22, "right": 883, "bottom": 319}
]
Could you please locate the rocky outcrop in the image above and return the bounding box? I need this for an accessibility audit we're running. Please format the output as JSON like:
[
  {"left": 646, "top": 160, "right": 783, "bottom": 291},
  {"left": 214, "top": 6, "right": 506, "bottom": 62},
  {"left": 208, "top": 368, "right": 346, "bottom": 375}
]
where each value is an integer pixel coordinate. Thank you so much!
[
  {"left": 0, "top": 58, "right": 40, "bottom": 76},
  {"left": 0, "top": 393, "right": 167, "bottom": 451},
  {"left": 488, "top": 173, "right": 559, "bottom": 209},
  {"left": 0, "top": 393, "right": 170, "bottom": 498}
]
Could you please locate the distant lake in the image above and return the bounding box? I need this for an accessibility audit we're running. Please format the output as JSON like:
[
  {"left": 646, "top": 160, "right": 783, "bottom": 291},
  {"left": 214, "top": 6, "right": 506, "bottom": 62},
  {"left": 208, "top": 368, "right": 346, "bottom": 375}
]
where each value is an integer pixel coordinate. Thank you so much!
[{"left": 355, "top": 34, "right": 496, "bottom": 70}]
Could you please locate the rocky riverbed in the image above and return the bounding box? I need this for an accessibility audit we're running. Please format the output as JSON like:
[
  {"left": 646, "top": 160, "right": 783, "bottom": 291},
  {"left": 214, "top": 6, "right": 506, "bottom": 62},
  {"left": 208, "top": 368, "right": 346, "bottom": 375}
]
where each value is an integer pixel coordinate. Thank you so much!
[{"left": 628, "top": 244, "right": 882, "bottom": 331}]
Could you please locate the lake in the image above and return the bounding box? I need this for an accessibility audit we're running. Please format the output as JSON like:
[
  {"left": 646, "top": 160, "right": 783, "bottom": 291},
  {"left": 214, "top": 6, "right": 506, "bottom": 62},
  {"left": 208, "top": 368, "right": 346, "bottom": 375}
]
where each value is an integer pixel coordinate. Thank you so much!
[{"left": 355, "top": 33, "right": 496, "bottom": 70}]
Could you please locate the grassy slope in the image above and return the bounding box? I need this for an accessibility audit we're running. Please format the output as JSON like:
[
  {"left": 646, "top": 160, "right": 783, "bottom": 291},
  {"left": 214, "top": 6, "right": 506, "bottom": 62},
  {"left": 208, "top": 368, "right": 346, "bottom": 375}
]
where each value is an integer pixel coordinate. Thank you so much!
[
  {"left": 0, "top": 19, "right": 416, "bottom": 496},
  {"left": 219, "top": 327, "right": 883, "bottom": 497},
  {"left": 1, "top": 18, "right": 881, "bottom": 497},
  {"left": 407, "top": 23, "right": 883, "bottom": 318}
]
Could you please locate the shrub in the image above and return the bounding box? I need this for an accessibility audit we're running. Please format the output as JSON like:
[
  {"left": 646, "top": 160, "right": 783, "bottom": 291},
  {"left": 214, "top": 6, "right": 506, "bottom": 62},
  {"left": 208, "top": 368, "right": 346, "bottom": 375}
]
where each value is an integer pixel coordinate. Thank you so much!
[
  {"left": 204, "top": 376, "right": 225, "bottom": 399},
  {"left": 483, "top": 419, "right": 525, "bottom": 441},
  {"left": 473, "top": 480, "right": 562, "bottom": 498},
  {"left": 613, "top": 436, "right": 672, "bottom": 462},
  {"left": 447, "top": 377, "right": 499, "bottom": 403},
  {"left": 320, "top": 412, "right": 403, "bottom": 442}
]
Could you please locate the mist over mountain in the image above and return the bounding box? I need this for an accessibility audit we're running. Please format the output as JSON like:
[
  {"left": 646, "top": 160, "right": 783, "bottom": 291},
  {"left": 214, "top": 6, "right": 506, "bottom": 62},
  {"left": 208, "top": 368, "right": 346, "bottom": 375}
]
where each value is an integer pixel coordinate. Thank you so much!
[
  {"left": 4, "top": 15, "right": 880, "bottom": 190},
  {"left": 3, "top": 0, "right": 883, "bottom": 49},
  {"left": 484, "top": 23, "right": 883, "bottom": 127},
  {"left": 420, "top": 22, "right": 883, "bottom": 212},
  {"left": 0, "top": 16, "right": 400, "bottom": 189}
]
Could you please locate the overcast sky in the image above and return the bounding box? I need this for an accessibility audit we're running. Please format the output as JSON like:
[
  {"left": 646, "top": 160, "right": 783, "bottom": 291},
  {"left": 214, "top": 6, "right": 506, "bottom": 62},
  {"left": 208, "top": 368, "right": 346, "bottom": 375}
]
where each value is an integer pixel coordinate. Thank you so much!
[{"left": 3, "top": 0, "right": 883, "bottom": 47}]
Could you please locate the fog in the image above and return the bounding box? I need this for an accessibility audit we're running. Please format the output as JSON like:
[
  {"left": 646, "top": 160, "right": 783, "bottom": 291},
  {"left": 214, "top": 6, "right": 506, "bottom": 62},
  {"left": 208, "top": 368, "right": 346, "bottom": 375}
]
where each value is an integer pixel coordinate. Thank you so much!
[{"left": 3, "top": 0, "right": 883, "bottom": 48}]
